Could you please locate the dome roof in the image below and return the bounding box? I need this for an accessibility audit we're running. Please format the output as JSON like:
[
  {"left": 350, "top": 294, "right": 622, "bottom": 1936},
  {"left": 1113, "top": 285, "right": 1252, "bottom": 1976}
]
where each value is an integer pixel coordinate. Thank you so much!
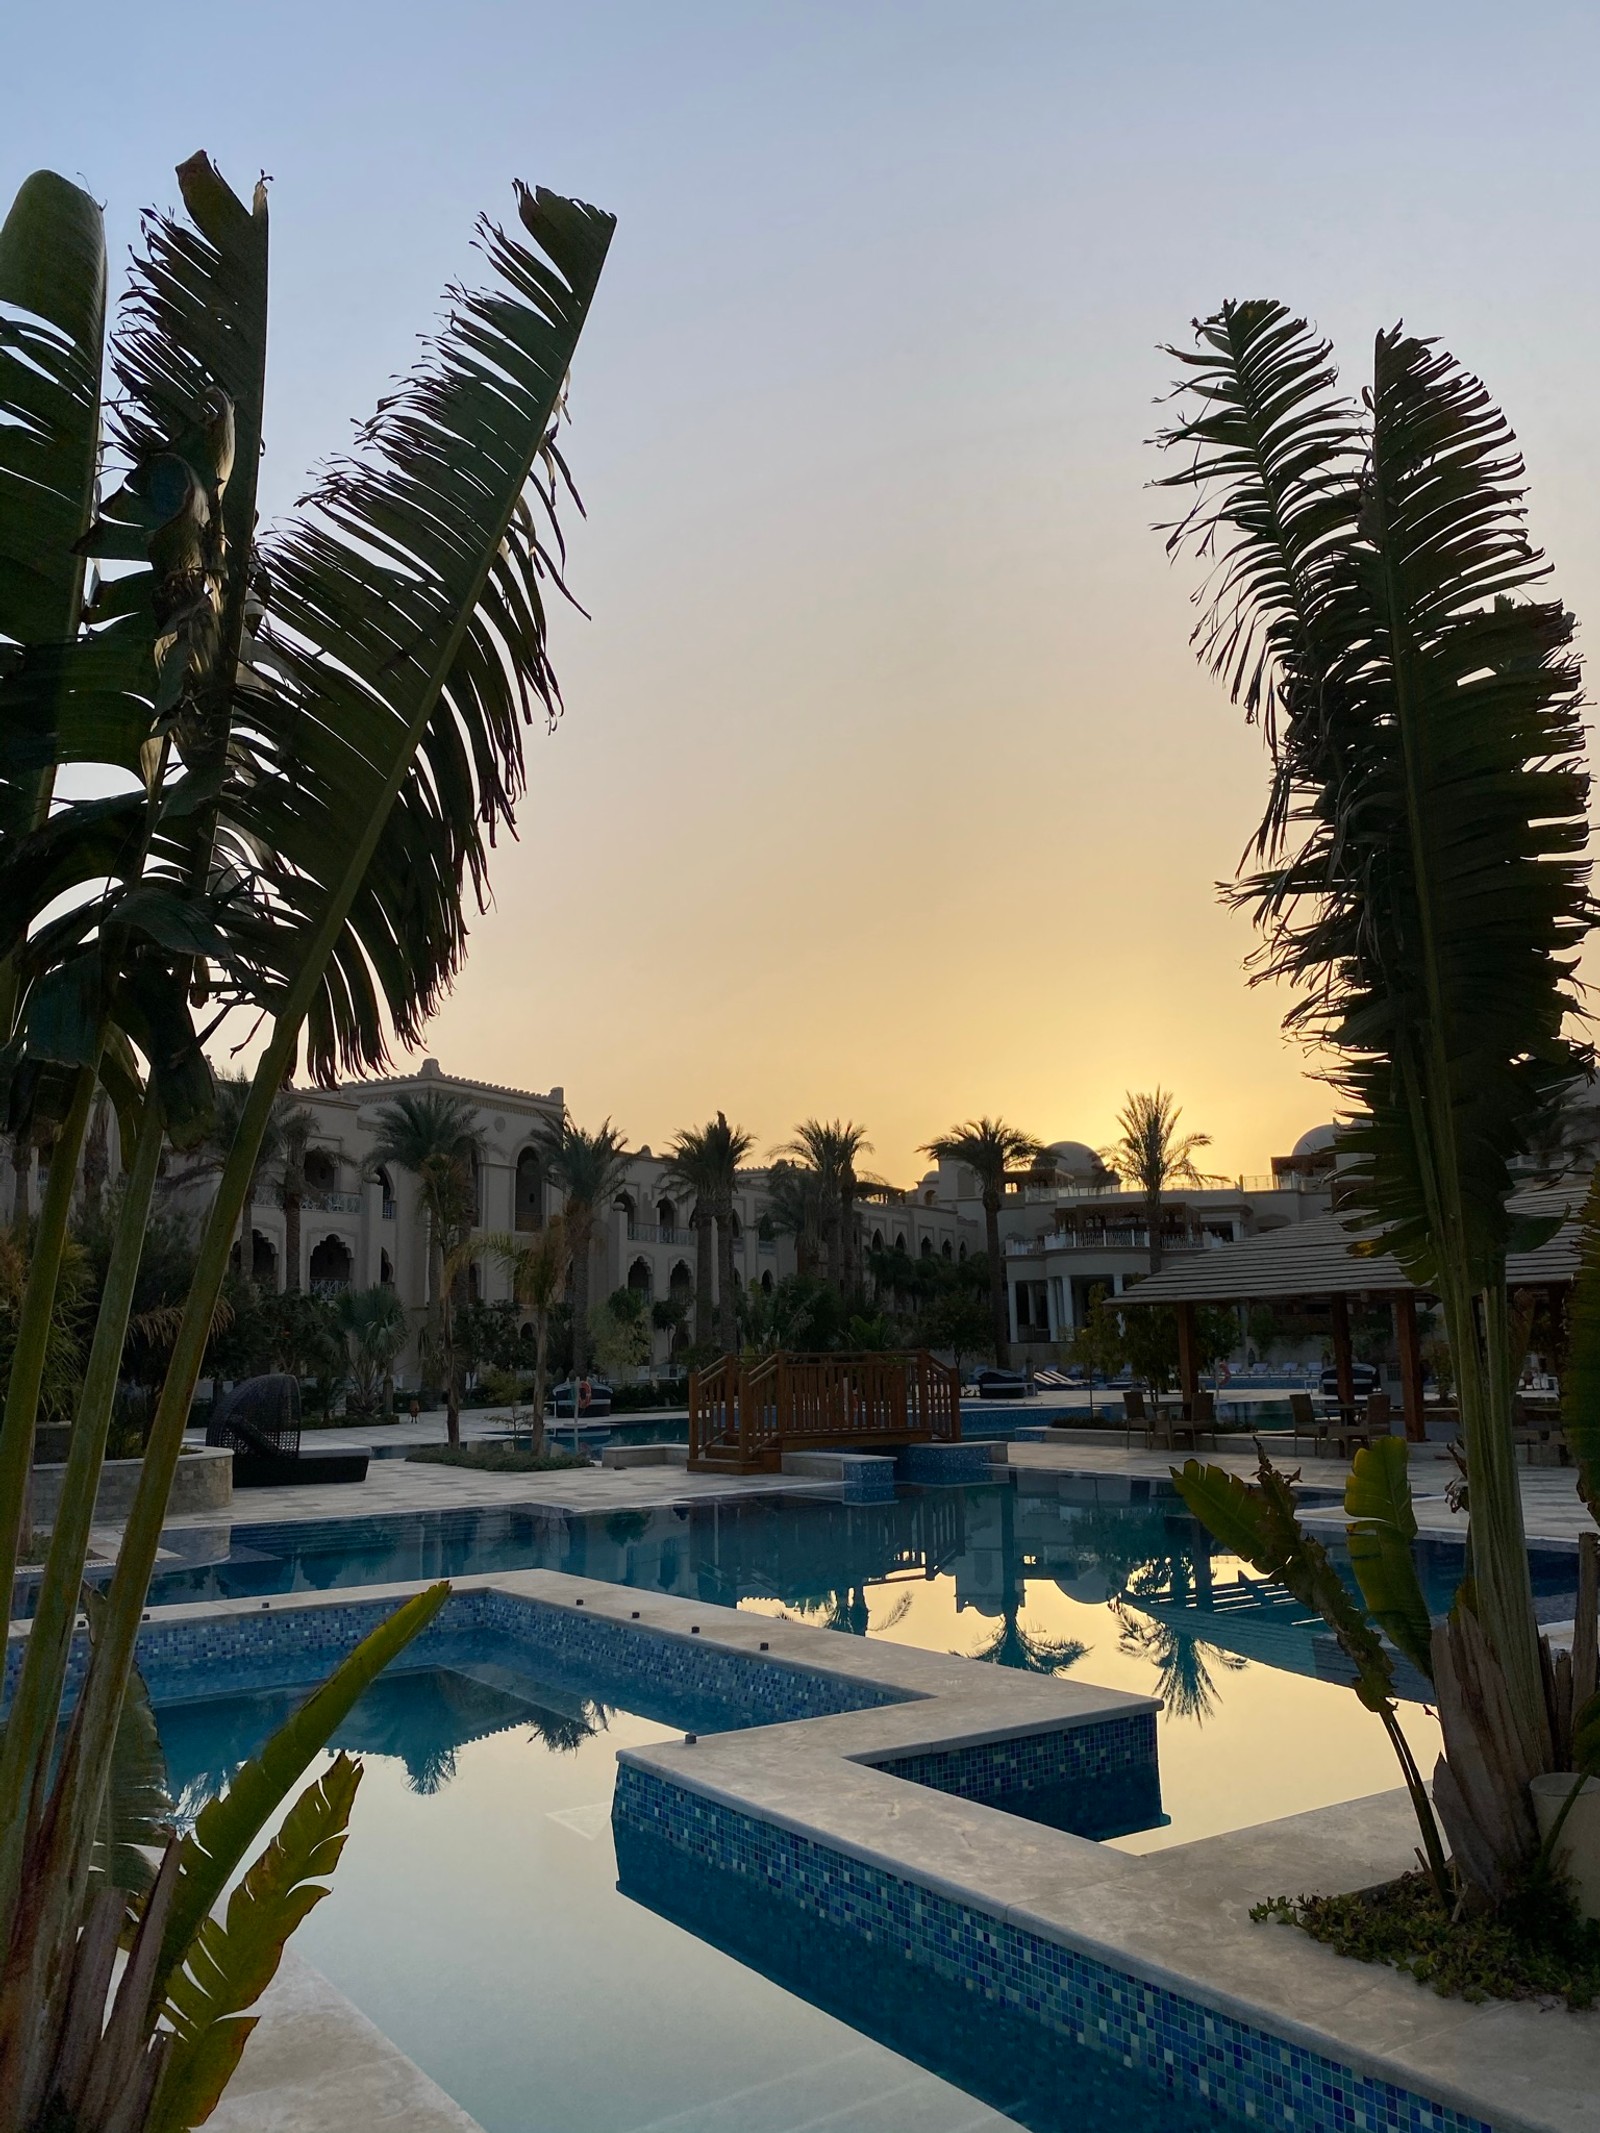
[
  {"left": 1047, "top": 1139, "right": 1104, "bottom": 1176},
  {"left": 1292, "top": 1122, "right": 1338, "bottom": 1159}
]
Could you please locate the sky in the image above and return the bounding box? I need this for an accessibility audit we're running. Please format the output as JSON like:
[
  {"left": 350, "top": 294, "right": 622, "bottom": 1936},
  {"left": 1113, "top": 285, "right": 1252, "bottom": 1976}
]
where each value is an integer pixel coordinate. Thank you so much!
[{"left": 11, "top": 2, "right": 1600, "bottom": 1183}]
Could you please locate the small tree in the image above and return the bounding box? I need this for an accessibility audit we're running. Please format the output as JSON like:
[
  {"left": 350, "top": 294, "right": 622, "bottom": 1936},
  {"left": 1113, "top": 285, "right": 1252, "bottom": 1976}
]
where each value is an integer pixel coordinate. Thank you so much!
[{"left": 487, "top": 1216, "right": 572, "bottom": 1453}]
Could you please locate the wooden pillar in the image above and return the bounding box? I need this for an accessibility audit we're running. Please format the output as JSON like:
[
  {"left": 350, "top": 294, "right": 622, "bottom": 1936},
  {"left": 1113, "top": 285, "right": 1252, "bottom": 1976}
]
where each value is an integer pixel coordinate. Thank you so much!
[
  {"left": 1330, "top": 1293, "right": 1354, "bottom": 1407},
  {"left": 1393, "top": 1290, "right": 1426, "bottom": 1443},
  {"left": 1176, "top": 1299, "right": 1199, "bottom": 1411}
]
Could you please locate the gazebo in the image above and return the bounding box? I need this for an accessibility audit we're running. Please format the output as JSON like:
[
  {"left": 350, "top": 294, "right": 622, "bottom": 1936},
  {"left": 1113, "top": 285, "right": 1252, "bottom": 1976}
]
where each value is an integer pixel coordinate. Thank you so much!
[{"left": 1110, "top": 1185, "right": 1584, "bottom": 1440}]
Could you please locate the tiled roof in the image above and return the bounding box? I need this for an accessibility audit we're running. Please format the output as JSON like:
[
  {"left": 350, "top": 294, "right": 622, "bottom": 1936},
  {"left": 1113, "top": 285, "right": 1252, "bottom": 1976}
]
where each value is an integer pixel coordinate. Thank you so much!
[{"left": 1114, "top": 1184, "right": 1586, "bottom": 1304}]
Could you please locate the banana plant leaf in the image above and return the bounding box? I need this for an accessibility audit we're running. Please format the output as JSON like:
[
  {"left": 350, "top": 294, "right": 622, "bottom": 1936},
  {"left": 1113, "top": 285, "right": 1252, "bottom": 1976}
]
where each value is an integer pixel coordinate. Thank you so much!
[
  {"left": 1343, "top": 1436, "right": 1436, "bottom": 1683},
  {"left": 148, "top": 1753, "right": 361, "bottom": 2133}
]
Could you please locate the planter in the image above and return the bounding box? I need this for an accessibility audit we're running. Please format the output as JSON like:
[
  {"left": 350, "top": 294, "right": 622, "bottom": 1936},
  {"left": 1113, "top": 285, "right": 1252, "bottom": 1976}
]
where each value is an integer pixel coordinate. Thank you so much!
[
  {"left": 28, "top": 1445, "right": 233, "bottom": 1527},
  {"left": 1531, "top": 1772, "right": 1600, "bottom": 1919}
]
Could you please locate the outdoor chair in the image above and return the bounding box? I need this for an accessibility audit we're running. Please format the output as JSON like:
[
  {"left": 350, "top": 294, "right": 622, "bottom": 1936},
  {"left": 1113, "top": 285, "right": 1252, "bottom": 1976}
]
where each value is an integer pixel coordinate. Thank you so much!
[
  {"left": 1512, "top": 1400, "right": 1567, "bottom": 1465},
  {"left": 1121, "top": 1387, "right": 1146, "bottom": 1448},
  {"left": 1288, "top": 1391, "right": 1319, "bottom": 1452},
  {"left": 1186, "top": 1389, "right": 1216, "bottom": 1446},
  {"left": 206, "top": 1374, "right": 369, "bottom": 1488},
  {"left": 1316, "top": 1389, "right": 1392, "bottom": 1462}
]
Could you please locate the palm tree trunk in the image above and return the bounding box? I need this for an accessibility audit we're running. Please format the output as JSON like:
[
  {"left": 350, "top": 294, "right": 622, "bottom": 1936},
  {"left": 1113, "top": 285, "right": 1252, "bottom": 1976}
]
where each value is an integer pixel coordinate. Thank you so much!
[
  {"left": 284, "top": 1186, "right": 302, "bottom": 1291},
  {"left": 530, "top": 1313, "right": 549, "bottom": 1456},
  {"left": 1147, "top": 1186, "right": 1162, "bottom": 1274},
  {"left": 984, "top": 1194, "right": 1008, "bottom": 1366},
  {"left": 571, "top": 1215, "right": 592, "bottom": 1375},
  {"left": 692, "top": 1206, "right": 714, "bottom": 1345},
  {"left": 442, "top": 1280, "right": 460, "bottom": 1450},
  {"left": 716, "top": 1201, "right": 737, "bottom": 1353}
]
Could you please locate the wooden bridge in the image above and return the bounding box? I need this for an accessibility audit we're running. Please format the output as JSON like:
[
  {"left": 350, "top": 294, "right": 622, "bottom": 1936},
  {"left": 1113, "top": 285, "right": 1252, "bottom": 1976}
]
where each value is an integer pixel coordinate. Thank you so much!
[{"left": 687, "top": 1350, "right": 962, "bottom": 1473}]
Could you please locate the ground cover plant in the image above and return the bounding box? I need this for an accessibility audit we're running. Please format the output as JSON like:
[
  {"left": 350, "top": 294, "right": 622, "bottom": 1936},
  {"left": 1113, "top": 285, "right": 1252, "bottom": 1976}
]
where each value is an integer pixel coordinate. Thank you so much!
[
  {"left": 0, "top": 151, "right": 612, "bottom": 2129},
  {"left": 1158, "top": 297, "right": 1600, "bottom": 1944},
  {"left": 407, "top": 1443, "right": 589, "bottom": 1474}
]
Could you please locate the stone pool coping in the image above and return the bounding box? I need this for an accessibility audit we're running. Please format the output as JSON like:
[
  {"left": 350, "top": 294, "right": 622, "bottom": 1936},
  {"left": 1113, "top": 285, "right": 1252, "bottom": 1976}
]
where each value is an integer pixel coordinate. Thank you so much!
[{"left": 17, "top": 1571, "right": 1597, "bottom": 2133}]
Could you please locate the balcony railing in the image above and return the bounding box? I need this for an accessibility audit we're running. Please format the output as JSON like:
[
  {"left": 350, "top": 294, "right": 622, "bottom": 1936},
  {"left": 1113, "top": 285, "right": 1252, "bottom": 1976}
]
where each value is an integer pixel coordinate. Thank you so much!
[{"left": 627, "top": 1221, "right": 695, "bottom": 1246}]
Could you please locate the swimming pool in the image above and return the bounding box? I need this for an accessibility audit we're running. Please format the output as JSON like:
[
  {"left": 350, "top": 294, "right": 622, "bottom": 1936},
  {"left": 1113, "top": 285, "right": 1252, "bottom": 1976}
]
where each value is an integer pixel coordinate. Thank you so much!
[
  {"left": 153, "top": 1619, "right": 1217, "bottom": 2133},
  {"left": 105, "top": 1472, "right": 1579, "bottom": 1850}
]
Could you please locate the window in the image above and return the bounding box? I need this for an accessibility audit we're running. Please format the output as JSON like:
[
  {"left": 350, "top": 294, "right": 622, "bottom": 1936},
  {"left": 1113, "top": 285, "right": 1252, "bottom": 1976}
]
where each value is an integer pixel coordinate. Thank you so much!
[{"left": 514, "top": 1149, "right": 543, "bottom": 1232}]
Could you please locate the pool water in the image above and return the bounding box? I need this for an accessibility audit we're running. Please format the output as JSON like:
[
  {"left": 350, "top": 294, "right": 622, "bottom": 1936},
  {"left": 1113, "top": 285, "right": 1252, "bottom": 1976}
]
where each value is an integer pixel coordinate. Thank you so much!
[
  {"left": 156, "top": 1647, "right": 1218, "bottom": 2133},
  {"left": 126, "top": 1473, "right": 1577, "bottom": 1851}
]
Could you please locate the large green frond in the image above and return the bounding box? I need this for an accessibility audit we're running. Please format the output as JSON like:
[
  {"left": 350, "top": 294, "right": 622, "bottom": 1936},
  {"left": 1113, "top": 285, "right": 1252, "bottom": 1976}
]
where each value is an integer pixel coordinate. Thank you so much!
[
  {"left": 1343, "top": 1437, "right": 1435, "bottom": 1681},
  {"left": 218, "top": 186, "right": 614, "bottom": 1079}
]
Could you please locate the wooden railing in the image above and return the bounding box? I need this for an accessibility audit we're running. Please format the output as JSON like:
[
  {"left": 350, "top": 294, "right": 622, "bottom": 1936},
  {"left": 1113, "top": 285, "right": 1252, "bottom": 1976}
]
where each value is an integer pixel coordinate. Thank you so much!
[{"left": 688, "top": 1350, "right": 961, "bottom": 1472}]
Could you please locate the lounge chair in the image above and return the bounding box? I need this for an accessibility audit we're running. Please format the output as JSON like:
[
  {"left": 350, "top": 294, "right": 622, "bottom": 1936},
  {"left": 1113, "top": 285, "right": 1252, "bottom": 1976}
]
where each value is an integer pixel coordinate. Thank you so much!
[{"left": 207, "top": 1373, "right": 369, "bottom": 1488}]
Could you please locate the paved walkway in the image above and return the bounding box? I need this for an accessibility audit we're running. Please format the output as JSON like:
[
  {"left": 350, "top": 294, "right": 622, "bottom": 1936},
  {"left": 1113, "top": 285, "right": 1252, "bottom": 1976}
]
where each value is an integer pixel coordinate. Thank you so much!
[{"left": 1007, "top": 1435, "right": 1593, "bottom": 1549}]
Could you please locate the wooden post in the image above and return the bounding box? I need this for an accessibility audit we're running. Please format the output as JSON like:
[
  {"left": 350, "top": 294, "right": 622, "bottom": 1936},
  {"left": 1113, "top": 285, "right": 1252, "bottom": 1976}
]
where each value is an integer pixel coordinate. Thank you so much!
[
  {"left": 1394, "top": 1290, "right": 1426, "bottom": 1443},
  {"left": 1330, "top": 1293, "right": 1354, "bottom": 1407},
  {"left": 1176, "top": 1300, "right": 1199, "bottom": 1412}
]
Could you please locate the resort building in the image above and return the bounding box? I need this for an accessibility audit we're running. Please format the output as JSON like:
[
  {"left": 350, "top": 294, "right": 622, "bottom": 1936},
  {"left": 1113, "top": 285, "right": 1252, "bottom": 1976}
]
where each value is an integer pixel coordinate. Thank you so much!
[{"left": 920, "top": 1131, "right": 1339, "bottom": 1358}]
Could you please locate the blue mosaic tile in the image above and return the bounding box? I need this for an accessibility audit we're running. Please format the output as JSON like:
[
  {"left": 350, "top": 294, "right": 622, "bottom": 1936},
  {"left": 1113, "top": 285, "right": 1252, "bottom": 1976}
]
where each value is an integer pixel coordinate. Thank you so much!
[
  {"left": 896, "top": 1442, "right": 995, "bottom": 1484},
  {"left": 871, "top": 1708, "right": 1156, "bottom": 1807},
  {"left": 613, "top": 1766, "right": 1495, "bottom": 2133}
]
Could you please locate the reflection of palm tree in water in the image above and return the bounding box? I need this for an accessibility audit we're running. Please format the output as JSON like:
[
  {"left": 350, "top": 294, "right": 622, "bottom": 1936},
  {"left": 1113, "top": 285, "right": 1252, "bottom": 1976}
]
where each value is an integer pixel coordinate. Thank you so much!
[
  {"left": 785, "top": 1587, "right": 913, "bottom": 1637},
  {"left": 1113, "top": 1601, "right": 1246, "bottom": 1723},
  {"left": 966, "top": 1485, "right": 1089, "bottom": 1678}
]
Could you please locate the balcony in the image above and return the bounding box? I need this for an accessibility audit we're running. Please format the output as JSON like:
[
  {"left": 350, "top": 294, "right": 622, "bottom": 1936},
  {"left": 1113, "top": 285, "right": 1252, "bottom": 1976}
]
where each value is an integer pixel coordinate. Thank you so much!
[
  {"left": 304, "top": 1191, "right": 365, "bottom": 1215},
  {"left": 627, "top": 1221, "right": 695, "bottom": 1247}
]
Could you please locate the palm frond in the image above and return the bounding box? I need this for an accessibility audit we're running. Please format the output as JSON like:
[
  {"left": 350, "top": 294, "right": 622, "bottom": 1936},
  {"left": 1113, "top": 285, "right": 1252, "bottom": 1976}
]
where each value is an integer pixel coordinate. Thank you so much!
[{"left": 220, "top": 187, "right": 614, "bottom": 1079}]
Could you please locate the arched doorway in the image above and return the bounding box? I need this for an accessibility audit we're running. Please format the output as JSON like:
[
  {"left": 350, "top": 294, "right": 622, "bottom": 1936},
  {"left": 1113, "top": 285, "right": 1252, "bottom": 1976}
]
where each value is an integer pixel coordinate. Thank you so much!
[
  {"left": 376, "top": 1165, "right": 396, "bottom": 1219},
  {"left": 251, "top": 1232, "right": 278, "bottom": 1287},
  {"left": 304, "top": 1148, "right": 337, "bottom": 1196},
  {"left": 920, "top": 1236, "right": 934, "bottom": 1259},
  {"left": 627, "top": 1256, "right": 653, "bottom": 1299},
  {"left": 941, "top": 1239, "right": 953, "bottom": 1260},
  {"left": 656, "top": 1196, "right": 676, "bottom": 1232},
  {"left": 308, "top": 1235, "right": 353, "bottom": 1295}
]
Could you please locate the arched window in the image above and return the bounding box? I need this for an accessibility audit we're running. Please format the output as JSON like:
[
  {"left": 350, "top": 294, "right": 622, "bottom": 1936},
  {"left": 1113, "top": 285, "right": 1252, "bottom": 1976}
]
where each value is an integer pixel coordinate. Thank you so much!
[
  {"left": 627, "top": 1256, "right": 653, "bottom": 1298},
  {"left": 872, "top": 1229, "right": 884, "bottom": 1252},
  {"left": 920, "top": 1236, "right": 934, "bottom": 1259},
  {"left": 760, "top": 1270, "right": 773, "bottom": 1294},
  {"left": 941, "top": 1240, "right": 953, "bottom": 1260},
  {"left": 615, "top": 1189, "right": 636, "bottom": 1221},
  {"left": 894, "top": 1232, "right": 907, "bottom": 1253},
  {"left": 958, "top": 1241, "right": 968, "bottom": 1262},
  {"left": 656, "top": 1196, "right": 676, "bottom": 1231},
  {"left": 304, "top": 1148, "right": 336, "bottom": 1194},
  {"left": 514, "top": 1148, "right": 542, "bottom": 1232},
  {"left": 380, "top": 1249, "right": 395, "bottom": 1287},
  {"left": 730, "top": 1212, "right": 742, "bottom": 1241},
  {"left": 376, "top": 1164, "right": 396, "bottom": 1220},
  {"left": 308, "top": 1235, "right": 353, "bottom": 1295},
  {"left": 669, "top": 1260, "right": 693, "bottom": 1298}
]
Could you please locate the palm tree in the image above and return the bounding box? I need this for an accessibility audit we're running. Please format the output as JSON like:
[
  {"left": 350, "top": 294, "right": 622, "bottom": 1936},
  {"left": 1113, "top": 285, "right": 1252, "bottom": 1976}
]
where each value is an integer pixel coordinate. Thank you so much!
[
  {"left": 275, "top": 1100, "right": 318, "bottom": 1293},
  {"left": 780, "top": 1119, "right": 873, "bottom": 1295},
  {"left": 367, "top": 1091, "right": 485, "bottom": 1448},
  {"left": 702, "top": 1111, "right": 754, "bottom": 1352},
  {"left": 1104, "top": 1089, "right": 1218, "bottom": 1274},
  {"left": 764, "top": 1159, "right": 826, "bottom": 1280},
  {"left": 535, "top": 1117, "right": 630, "bottom": 1374},
  {"left": 486, "top": 1215, "right": 571, "bottom": 1453},
  {"left": 921, "top": 1118, "right": 1044, "bottom": 1366},
  {"left": 335, "top": 1285, "right": 409, "bottom": 1418},
  {"left": 1157, "top": 299, "right": 1593, "bottom": 1898},
  {"left": 662, "top": 1125, "right": 718, "bottom": 1347}
]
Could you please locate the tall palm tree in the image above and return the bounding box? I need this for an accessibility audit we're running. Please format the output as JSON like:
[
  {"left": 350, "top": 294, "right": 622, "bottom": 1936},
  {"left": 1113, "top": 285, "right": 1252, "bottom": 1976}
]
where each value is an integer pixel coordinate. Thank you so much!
[
  {"left": 367, "top": 1092, "right": 485, "bottom": 1448},
  {"left": 185, "top": 1073, "right": 293, "bottom": 1285},
  {"left": 535, "top": 1116, "right": 630, "bottom": 1374},
  {"left": 487, "top": 1214, "right": 571, "bottom": 1453},
  {"left": 1157, "top": 299, "right": 1593, "bottom": 1897},
  {"left": 275, "top": 1100, "right": 317, "bottom": 1293},
  {"left": 1104, "top": 1089, "right": 1218, "bottom": 1274},
  {"left": 702, "top": 1111, "right": 754, "bottom": 1352},
  {"left": 921, "top": 1118, "right": 1044, "bottom": 1366},
  {"left": 662, "top": 1125, "right": 718, "bottom": 1347},
  {"left": 764, "top": 1159, "right": 826, "bottom": 1280},
  {"left": 780, "top": 1119, "right": 872, "bottom": 1295}
]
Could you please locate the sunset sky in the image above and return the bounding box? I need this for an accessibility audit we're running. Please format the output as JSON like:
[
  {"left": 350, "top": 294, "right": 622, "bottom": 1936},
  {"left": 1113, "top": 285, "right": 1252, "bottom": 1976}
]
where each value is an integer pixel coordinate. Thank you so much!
[{"left": 14, "top": 2, "right": 1600, "bottom": 1182}]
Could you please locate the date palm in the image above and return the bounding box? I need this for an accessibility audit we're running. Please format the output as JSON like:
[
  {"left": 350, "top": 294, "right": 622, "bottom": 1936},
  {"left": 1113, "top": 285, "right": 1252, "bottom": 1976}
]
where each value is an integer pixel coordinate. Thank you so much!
[
  {"left": 535, "top": 1116, "right": 630, "bottom": 1373},
  {"left": 1104, "top": 1089, "right": 1219, "bottom": 1273},
  {"left": 702, "top": 1110, "right": 754, "bottom": 1350},
  {"left": 1157, "top": 299, "right": 1592, "bottom": 1898},
  {"left": 780, "top": 1118, "right": 872, "bottom": 1295},
  {"left": 0, "top": 151, "right": 612, "bottom": 2128},
  {"left": 367, "top": 1091, "right": 485, "bottom": 1448},
  {"left": 487, "top": 1213, "right": 571, "bottom": 1452},
  {"left": 921, "top": 1117, "right": 1044, "bottom": 1366},
  {"left": 662, "top": 1124, "right": 718, "bottom": 1346}
]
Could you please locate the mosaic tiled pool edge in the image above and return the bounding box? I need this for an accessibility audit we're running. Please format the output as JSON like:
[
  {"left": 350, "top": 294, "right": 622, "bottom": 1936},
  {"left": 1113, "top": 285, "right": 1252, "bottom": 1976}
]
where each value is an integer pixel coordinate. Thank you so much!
[{"left": 612, "top": 1764, "right": 1492, "bottom": 2133}]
